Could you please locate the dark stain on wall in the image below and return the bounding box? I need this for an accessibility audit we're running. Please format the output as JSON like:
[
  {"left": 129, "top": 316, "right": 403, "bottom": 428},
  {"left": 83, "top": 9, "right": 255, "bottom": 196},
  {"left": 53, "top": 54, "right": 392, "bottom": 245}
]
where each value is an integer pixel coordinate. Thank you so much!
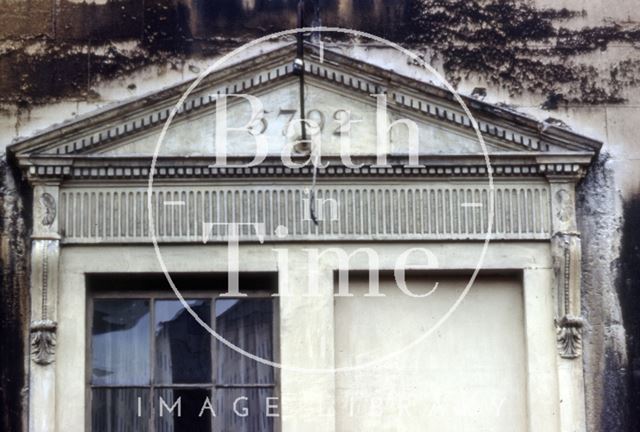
[
  {"left": 0, "top": 0, "right": 639, "bottom": 107},
  {"left": 403, "top": 0, "right": 640, "bottom": 105},
  {"left": 576, "top": 154, "right": 634, "bottom": 432},
  {"left": 618, "top": 195, "right": 640, "bottom": 431},
  {"left": 0, "top": 159, "right": 30, "bottom": 432}
]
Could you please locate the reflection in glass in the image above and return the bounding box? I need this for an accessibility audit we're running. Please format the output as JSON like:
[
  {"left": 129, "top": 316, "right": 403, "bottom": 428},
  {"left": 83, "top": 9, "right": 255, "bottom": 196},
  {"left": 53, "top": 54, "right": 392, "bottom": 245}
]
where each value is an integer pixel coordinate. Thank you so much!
[
  {"left": 215, "top": 388, "right": 275, "bottom": 432},
  {"left": 92, "top": 299, "right": 150, "bottom": 385},
  {"left": 155, "top": 388, "right": 211, "bottom": 432},
  {"left": 215, "top": 299, "right": 274, "bottom": 385},
  {"left": 92, "top": 388, "right": 149, "bottom": 432},
  {"left": 155, "top": 300, "right": 211, "bottom": 384}
]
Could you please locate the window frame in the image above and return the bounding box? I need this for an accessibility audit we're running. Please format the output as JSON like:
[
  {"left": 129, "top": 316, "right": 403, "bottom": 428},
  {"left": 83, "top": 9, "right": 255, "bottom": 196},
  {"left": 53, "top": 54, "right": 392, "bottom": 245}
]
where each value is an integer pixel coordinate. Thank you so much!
[{"left": 85, "top": 274, "right": 280, "bottom": 432}]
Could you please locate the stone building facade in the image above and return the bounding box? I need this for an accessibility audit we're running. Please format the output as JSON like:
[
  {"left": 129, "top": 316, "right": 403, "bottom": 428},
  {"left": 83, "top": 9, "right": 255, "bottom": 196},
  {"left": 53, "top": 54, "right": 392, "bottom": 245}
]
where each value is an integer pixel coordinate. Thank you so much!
[{"left": 1, "top": 1, "right": 639, "bottom": 431}]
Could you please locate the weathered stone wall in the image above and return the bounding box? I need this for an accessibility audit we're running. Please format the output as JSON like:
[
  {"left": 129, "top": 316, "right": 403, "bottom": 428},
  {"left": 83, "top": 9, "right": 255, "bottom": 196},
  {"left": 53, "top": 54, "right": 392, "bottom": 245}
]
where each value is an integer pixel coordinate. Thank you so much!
[
  {"left": 0, "top": 158, "right": 29, "bottom": 432},
  {"left": 577, "top": 155, "right": 630, "bottom": 431},
  {"left": 1, "top": 1, "right": 639, "bottom": 431}
]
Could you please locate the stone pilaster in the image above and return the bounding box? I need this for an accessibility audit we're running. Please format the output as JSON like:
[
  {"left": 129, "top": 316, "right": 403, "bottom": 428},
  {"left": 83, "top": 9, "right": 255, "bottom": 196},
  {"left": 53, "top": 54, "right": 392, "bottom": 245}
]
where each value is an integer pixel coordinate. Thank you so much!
[
  {"left": 548, "top": 176, "right": 588, "bottom": 432},
  {"left": 28, "top": 183, "right": 60, "bottom": 432},
  {"left": 548, "top": 178, "right": 584, "bottom": 359}
]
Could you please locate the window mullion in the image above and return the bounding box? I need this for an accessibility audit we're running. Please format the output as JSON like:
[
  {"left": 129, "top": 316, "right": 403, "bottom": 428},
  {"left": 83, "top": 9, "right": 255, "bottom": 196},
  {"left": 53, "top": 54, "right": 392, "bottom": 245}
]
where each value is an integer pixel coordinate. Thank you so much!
[
  {"left": 214, "top": 295, "right": 218, "bottom": 432},
  {"left": 211, "top": 294, "right": 217, "bottom": 432},
  {"left": 211, "top": 294, "right": 217, "bottom": 387},
  {"left": 86, "top": 295, "right": 93, "bottom": 432},
  {"left": 149, "top": 296, "right": 155, "bottom": 432}
]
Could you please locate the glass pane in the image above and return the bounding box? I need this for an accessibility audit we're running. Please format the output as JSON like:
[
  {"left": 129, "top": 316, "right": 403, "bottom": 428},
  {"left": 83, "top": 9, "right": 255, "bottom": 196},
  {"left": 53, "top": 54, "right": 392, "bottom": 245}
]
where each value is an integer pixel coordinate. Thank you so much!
[
  {"left": 155, "top": 300, "right": 211, "bottom": 384},
  {"left": 215, "top": 299, "right": 274, "bottom": 385},
  {"left": 215, "top": 388, "right": 275, "bottom": 432},
  {"left": 92, "top": 299, "right": 150, "bottom": 385},
  {"left": 92, "top": 388, "right": 149, "bottom": 432},
  {"left": 155, "top": 388, "right": 212, "bottom": 432}
]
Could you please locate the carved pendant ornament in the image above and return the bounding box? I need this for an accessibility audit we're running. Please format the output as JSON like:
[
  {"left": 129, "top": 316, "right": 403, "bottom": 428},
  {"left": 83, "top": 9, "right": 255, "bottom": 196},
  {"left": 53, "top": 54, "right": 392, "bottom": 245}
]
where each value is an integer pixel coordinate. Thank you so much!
[
  {"left": 552, "top": 232, "right": 584, "bottom": 359},
  {"left": 30, "top": 238, "right": 59, "bottom": 365},
  {"left": 556, "top": 315, "right": 584, "bottom": 359},
  {"left": 30, "top": 320, "right": 57, "bottom": 365}
]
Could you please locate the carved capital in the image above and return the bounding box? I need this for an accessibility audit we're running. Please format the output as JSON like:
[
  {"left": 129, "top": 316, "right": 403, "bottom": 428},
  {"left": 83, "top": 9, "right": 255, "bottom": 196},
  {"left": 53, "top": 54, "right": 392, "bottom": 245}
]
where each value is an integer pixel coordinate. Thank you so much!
[
  {"left": 39, "top": 192, "right": 56, "bottom": 227},
  {"left": 30, "top": 320, "right": 57, "bottom": 365},
  {"left": 32, "top": 184, "right": 60, "bottom": 238},
  {"left": 549, "top": 181, "right": 578, "bottom": 233}
]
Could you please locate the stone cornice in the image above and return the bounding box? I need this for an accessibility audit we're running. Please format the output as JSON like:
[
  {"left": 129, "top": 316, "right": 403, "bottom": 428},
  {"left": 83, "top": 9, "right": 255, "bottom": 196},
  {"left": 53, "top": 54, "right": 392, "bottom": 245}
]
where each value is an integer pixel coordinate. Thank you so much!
[
  {"left": 8, "top": 43, "right": 602, "bottom": 162},
  {"left": 310, "top": 45, "right": 601, "bottom": 153},
  {"left": 7, "top": 44, "right": 296, "bottom": 155},
  {"left": 18, "top": 154, "right": 592, "bottom": 183}
]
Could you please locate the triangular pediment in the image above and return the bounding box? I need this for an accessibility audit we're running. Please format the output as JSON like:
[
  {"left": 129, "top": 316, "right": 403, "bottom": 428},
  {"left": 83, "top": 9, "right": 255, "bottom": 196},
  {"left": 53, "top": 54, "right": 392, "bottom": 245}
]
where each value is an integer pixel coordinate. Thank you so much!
[
  {"left": 9, "top": 43, "right": 601, "bottom": 179},
  {"left": 85, "top": 76, "right": 512, "bottom": 158}
]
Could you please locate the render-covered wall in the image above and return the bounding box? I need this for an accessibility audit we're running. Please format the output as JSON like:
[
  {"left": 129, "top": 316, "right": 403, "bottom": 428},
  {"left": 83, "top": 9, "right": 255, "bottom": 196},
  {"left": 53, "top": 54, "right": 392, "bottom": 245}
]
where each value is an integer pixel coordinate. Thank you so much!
[{"left": 1, "top": 1, "right": 639, "bottom": 431}]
